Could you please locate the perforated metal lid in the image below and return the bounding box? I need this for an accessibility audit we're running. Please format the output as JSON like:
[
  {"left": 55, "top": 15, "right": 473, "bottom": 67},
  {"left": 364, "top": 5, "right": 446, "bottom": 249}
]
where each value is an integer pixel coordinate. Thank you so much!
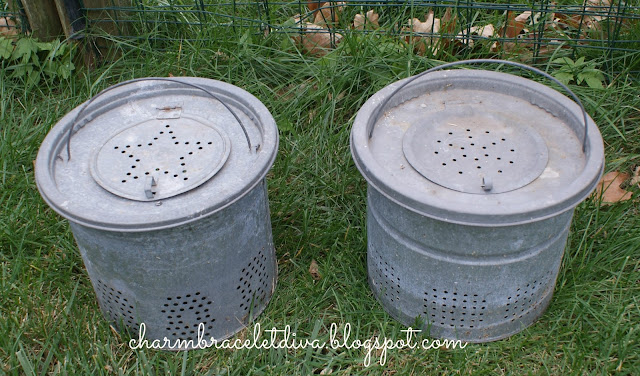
[
  {"left": 351, "top": 63, "right": 604, "bottom": 226},
  {"left": 91, "top": 117, "right": 231, "bottom": 201},
  {"left": 35, "top": 77, "right": 278, "bottom": 231},
  {"left": 403, "top": 107, "right": 549, "bottom": 194}
]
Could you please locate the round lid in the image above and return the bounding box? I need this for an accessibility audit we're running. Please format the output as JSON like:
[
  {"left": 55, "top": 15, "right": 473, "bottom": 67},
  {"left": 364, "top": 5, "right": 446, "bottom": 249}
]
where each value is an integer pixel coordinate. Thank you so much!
[
  {"left": 402, "top": 107, "right": 549, "bottom": 194},
  {"left": 350, "top": 68, "right": 604, "bottom": 226},
  {"left": 90, "top": 117, "right": 231, "bottom": 201},
  {"left": 35, "top": 77, "right": 278, "bottom": 232}
]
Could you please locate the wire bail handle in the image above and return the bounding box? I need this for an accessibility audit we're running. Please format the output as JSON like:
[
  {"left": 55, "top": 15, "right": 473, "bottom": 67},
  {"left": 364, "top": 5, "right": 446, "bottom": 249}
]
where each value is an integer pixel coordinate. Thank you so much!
[
  {"left": 368, "top": 59, "right": 590, "bottom": 153},
  {"left": 65, "top": 77, "right": 254, "bottom": 161}
]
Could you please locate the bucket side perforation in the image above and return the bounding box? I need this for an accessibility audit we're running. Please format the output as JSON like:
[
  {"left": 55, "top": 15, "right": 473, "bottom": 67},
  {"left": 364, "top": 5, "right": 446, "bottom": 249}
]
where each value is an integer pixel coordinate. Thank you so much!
[
  {"left": 237, "top": 248, "right": 270, "bottom": 314},
  {"left": 95, "top": 279, "right": 139, "bottom": 334},
  {"left": 502, "top": 274, "right": 551, "bottom": 322},
  {"left": 369, "top": 247, "right": 401, "bottom": 303},
  {"left": 162, "top": 291, "right": 216, "bottom": 341},
  {"left": 421, "top": 270, "right": 553, "bottom": 331}
]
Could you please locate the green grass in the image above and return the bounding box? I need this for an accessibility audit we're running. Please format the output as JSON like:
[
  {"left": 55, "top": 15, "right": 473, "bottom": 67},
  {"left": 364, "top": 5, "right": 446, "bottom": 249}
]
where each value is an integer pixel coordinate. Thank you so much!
[{"left": 1, "top": 27, "right": 639, "bottom": 375}]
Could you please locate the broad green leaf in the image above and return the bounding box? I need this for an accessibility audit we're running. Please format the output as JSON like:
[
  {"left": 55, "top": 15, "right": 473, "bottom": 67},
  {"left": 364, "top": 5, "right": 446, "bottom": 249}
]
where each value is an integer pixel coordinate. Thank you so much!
[
  {"left": 54, "top": 40, "right": 68, "bottom": 56},
  {"left": 43, "top": 60, "right": 57, "bottom": 77},
  {"left": 575, "top": 56, "right": 586, "bottom": 66},
  {"left": 46, "top": 40, "right": 68, "bottom": 59},
  {"left": 584, "top": 75, "right": 604, "bottom": 89},
  {"left": 0, "top": 37, "right": 13, "bottom": 59},
  {"left": 580, "top": 72, "right": 604, "bottom": 89},
  {"left": 36, "top": 41, "right": 54, "bottom": 51},
  {"left": 552, "top": 72, "right": 573, "bottom": 85},
  {"left": 281, "top": 16, "right": 299, "bottom": 29},
  {"left": 8, "top": 62, "right": 31, "bottom": 76},
  {"left": 278, "top": 119, "right": 295, "bottom": 134},
  {"left": 12, "top": 38, "right": 38, "bottom": 62},
  {"left": 581, "top": 68, "right": 605, "bottom": 78},
  {"left": 552, "top": 57, "right": 574, "bottom": 66},
  {"left": 57, "top": 61, "right": 75, "bottom": 79},
  {"left": 26, "top": 70, "right": 40, "bottom": 87}
]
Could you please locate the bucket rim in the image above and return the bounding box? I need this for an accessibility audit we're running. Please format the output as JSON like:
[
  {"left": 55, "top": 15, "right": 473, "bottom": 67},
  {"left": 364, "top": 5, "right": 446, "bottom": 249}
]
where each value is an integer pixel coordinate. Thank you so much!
[
  {"left": 35, "top": 77, "right": 279, "bottom": 232},
  {"left": 350, "top": 69, "right": 605, "bottom": 226}
]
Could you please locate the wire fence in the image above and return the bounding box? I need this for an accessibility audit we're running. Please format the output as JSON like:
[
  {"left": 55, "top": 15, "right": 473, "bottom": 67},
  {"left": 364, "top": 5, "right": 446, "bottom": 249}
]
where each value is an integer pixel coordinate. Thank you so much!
[
  {"left": 2, "top": 1, "right": 639, "bottom": 59},
  {"left": 76, "top": 1, "right": 639, "bottom": 56},
  {"left": 0, "top": 0, "right": 27, "bottom": 36}
]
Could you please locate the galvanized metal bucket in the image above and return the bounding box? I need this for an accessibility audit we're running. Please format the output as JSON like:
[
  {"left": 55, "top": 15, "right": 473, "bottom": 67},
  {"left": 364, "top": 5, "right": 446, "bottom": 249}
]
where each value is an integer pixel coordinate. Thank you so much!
[
  {"left": 350, "top": 60, "right": 604, "bottom": 342},
  {"left": 35, "top": 77, "right": 279, "bottom": 349}
]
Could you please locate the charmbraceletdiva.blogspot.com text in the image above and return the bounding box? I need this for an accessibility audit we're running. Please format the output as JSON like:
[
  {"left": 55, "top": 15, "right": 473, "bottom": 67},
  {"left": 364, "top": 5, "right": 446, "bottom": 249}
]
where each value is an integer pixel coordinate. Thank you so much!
[{"left": 129, "top": 322, "right": 468, "bottom": 366}]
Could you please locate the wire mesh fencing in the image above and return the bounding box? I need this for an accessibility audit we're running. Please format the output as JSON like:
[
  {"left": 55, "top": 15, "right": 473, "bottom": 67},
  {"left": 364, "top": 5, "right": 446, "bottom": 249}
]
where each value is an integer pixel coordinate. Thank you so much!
[
  {"left": 2, "top": 1, "right": 639, "bottom": 60},
  {"left": 0, "top": 0, "right": 27, "bottom": 36},
  {"left": 75, "top": 1, "right": 639, "bottom": 57}
]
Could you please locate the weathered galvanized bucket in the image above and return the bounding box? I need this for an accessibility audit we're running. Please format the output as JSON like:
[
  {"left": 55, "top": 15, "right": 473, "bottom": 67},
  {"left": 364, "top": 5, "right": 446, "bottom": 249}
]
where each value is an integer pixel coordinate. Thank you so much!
[
  {"left": 350, "top": 60, "right": 604, "bottom": 342},
  {"left": 35, "top": 77, "right": 278, "bottom": 349}
]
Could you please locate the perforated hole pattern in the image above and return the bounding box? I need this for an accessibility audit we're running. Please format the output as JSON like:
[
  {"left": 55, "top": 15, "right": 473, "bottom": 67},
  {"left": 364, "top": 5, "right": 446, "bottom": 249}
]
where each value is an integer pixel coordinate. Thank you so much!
[
  {"left": 161, "top": 292, "right": 216, "bottom": 340},
  {"left": 237, "top": 248, "right": 270, "bottom": 313},
  {"left": 158, "top": 248, "right": 272, "bottom": 341},
  {"left": 95, "top": 251, "right": 272, "bottom": 342},
  {"left": 369, "top": 248, "right": 401, "bottom": 303},
  {"left": 422, "top": 272, "right": 552, "bottom": 329},
  {"left": 115, "top": 124, "right": 216, "bottom": 184},
  {"left": 434, "top": 128, "right": 515, "bottom": 176},
  {"left": 95, "top": 280, "right": 139, "bottom": 333}
]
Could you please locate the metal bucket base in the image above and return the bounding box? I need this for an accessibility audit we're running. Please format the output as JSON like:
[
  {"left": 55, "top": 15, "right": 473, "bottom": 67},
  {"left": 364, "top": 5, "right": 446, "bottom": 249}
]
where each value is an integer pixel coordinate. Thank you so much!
[
  {"left": 366, "top": 187, "right": 571, "bottom": 343},
  {"left": 72, "top": 181, "right": 276, "bottom": 350}
]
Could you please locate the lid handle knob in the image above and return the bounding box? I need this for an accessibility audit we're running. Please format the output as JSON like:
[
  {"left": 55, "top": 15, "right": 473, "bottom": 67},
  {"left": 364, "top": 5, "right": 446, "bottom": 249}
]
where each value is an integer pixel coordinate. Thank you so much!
[
  {"left": 481, "top": 177, "right": 493, "bottom": 191},
  {"left": 145, "top": 176, "right": 157, "bottom": 199}
]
